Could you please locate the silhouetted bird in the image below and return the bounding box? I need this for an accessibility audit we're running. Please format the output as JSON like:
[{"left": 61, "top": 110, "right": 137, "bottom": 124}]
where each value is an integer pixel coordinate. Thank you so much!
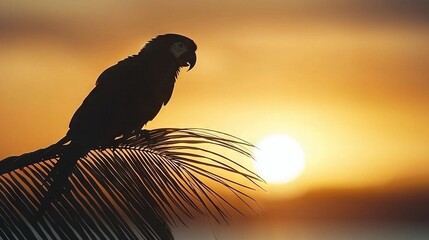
[{"left": 39, "top": 33, "right": 197, "bottom": 214}]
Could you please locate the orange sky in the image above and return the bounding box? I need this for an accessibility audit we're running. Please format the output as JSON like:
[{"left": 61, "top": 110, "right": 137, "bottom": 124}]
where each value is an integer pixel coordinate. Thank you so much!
[{"left": 1, "top": 0, "right": 429, "bottom": 198}]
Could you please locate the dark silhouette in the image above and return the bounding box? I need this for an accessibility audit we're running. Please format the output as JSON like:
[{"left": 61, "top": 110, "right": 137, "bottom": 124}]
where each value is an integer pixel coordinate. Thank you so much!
[
  {"left": 0, "top": 128, "right": 262, "bottom": 239},
  {"left": 40, "top": 34, "right": 197, "bottom": 214},
  {"left": 0, "top": 34, "right": 262, "bottom": 239}
]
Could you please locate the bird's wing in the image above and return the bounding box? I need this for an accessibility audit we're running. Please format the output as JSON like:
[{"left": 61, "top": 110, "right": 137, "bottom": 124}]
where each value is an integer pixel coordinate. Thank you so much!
[{"left": 68, "top": 58, "right": 145, "bottom": 143}]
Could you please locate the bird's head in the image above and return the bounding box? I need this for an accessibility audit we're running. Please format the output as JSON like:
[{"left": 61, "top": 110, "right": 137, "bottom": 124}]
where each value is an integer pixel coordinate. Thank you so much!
[{"left": 142, "top": 33, "right": 197, "bottom": 71}]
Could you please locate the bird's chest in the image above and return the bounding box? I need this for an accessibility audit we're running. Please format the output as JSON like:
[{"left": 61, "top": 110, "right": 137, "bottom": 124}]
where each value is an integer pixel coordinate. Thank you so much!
[
  {"left": 124, "top": 74, "right": 174, "bottom": 118},
  {"left": 132, "top": 75, "right": 172, "bottom": 103}
]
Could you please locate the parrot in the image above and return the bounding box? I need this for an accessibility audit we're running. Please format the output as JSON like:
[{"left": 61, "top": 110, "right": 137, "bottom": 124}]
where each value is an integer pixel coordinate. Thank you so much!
[{"left": 39, "top": 33, "right": 197, "bottom": 214}]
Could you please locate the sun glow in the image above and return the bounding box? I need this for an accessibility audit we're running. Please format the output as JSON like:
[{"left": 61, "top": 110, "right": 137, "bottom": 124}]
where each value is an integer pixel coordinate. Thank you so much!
[{"left": 254, "top": 134, "right": 305, "bottom": 184}]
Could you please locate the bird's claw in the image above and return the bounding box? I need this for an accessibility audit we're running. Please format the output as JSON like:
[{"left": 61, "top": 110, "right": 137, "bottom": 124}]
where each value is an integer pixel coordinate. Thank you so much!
[{"left": 137, "top": 129, "right": 152, "bottom": 145}]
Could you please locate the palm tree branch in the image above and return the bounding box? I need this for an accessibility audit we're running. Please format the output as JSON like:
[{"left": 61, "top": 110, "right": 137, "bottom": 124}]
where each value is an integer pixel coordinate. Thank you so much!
[{"left": 0, "top": 128, "right": 263, "bottom": 239}]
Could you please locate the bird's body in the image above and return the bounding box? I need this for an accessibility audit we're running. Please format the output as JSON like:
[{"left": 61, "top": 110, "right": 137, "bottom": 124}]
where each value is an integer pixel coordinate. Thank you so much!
[
  {"left": 67, "top": 55, "right": 175, "bottom": 145},
  {"left": 39, "top": 34, "right": 197, "bottom": 214},
  {"left": 68, "top": 35, "right": 196, "bottom": 145}
]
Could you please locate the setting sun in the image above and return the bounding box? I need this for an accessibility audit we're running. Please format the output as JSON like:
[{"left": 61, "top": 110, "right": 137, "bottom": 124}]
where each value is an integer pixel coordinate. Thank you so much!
[{"left": 253, "top": 134, "right": 305, "bottom": 184}]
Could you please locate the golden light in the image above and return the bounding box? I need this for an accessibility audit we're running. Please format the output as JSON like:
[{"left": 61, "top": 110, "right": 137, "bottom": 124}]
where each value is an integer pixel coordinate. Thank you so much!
[{"left": 253, "top": 134, "right": 305, "bottom": 184}]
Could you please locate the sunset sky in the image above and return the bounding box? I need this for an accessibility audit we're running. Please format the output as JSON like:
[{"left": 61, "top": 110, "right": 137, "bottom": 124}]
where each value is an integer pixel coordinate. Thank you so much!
[{"left": 1, "top": 0, "right": 429, "bottom": 238}]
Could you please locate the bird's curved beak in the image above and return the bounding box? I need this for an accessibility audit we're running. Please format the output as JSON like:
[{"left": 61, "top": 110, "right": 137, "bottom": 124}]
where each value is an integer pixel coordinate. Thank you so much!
[{"left": 185, "top": 51, "right": 197, "bottom": 72}]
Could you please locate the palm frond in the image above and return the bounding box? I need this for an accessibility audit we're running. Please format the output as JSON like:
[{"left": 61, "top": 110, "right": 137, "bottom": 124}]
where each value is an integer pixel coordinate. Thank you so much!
[{"left": 0, "top": 128, "right": 263, "bottom": 239}]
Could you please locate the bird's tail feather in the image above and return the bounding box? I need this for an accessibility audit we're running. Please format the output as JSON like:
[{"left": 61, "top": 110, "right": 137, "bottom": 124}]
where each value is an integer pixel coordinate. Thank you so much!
[
  {"left": 0, "top": 135, "right": 69, "bottom": 175},
  {"left": 38, "top": 142, "right": 89, "bottom": 218}
]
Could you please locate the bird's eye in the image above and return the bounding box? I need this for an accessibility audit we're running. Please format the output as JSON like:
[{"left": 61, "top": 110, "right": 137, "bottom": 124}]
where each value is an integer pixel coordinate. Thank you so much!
[
  {"left": 175, "top": 42, "right": 185, "bottom": 48},
  {"left": 171, "top": 41, "right": 187, "bottom": 58}
]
